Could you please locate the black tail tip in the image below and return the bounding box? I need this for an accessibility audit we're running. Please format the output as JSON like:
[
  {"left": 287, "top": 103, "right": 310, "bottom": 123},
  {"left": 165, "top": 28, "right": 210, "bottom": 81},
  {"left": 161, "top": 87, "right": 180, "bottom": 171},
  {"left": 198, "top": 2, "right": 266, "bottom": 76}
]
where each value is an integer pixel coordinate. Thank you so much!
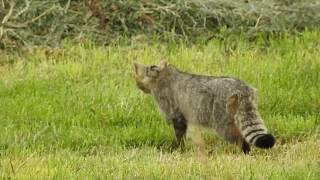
[{"left": 255, "top": 134, "right": 275, "bottom": 149}]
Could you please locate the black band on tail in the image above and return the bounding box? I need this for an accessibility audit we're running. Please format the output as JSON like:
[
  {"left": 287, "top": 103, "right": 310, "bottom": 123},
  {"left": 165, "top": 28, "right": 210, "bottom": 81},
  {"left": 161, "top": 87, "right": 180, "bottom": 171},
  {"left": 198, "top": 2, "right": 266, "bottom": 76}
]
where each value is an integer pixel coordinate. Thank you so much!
[{"left": 254, "top": 134, "right": 275, "bottom": 149}]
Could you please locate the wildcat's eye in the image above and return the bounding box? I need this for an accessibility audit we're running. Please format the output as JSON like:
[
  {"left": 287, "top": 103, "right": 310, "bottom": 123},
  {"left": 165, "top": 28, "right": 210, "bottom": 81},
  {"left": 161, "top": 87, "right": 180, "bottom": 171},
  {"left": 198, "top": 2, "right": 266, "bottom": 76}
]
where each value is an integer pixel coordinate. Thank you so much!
[
  {"left": 150, "top": 65, "right": 158, "bottom": 71},
  {"left": 146, "top": 65, "right": 160, "bottom": 77}
]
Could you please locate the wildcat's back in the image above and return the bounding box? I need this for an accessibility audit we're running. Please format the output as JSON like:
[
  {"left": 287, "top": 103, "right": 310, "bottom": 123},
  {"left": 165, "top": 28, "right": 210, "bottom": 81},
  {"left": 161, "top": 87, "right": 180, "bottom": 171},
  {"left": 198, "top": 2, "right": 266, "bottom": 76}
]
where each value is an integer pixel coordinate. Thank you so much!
[
  {"left": 133, "top": 61, "right": 275, "bottom": 154},
  {"left": 172, "top": 74, "right": 251, "bottom": 126}
]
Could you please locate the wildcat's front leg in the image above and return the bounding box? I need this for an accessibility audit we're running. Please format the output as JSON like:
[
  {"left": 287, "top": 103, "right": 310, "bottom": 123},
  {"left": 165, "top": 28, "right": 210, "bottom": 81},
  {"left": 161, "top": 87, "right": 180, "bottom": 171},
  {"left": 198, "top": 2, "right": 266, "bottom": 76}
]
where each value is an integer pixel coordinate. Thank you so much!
[{"left": 169, "top": 114, "right": 187, "bottom": 147}]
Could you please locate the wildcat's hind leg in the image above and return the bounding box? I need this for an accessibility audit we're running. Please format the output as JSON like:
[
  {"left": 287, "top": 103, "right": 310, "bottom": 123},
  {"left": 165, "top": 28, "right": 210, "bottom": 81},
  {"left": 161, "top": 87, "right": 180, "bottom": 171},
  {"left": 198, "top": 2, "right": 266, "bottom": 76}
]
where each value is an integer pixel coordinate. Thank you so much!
[
  {"left": 225, "top": 93, "right": 251, "bottom": 154},
  {"left": 241, "top": 139, "right": 251, "bottom": 154},
  {"left": 220, "top": 122, "right": 251, "bottom": 154}
]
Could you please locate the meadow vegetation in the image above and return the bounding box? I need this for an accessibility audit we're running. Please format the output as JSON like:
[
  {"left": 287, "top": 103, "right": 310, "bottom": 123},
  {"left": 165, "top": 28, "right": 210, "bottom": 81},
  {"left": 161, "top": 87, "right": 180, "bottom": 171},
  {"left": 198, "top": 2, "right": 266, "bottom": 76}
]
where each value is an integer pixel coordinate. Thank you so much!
[
  {"left": 1, "top": 0, "right": 320, "bottom": 48},
  {"left": 0, "top": 31, "right": 319, "bottom": 178}
]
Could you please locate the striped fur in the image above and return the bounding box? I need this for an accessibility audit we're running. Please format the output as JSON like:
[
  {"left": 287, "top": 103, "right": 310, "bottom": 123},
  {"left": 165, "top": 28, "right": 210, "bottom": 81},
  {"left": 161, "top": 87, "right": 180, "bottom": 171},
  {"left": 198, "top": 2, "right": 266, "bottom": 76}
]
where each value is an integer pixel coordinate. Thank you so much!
[
  {"left": 133, "top": 60, "right": 275, "bottom": 153},
  {"left": 234, "top": 95, "right": 275, "bottom": 148}
]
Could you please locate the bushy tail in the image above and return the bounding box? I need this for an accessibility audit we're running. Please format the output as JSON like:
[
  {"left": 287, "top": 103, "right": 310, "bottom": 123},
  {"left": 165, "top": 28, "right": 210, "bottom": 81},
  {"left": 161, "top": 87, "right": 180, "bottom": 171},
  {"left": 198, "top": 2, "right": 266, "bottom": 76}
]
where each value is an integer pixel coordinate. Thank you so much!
[{"left": 231, "top": 94, "right": 275, "bottom": 149}]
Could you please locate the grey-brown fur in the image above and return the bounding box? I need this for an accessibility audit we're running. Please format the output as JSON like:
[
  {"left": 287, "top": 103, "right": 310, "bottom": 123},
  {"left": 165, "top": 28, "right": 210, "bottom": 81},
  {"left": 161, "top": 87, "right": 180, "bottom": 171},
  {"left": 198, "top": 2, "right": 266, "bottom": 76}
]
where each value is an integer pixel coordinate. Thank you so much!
[{"left": 133, "top": 60, "right": 275, "bottom": 154}]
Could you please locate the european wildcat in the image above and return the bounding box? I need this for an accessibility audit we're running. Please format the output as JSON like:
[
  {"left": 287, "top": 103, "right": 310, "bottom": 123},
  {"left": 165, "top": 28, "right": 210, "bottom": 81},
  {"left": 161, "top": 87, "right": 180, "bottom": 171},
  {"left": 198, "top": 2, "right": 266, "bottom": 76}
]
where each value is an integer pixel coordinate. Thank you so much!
[{"left": 133, "top": 60, "right": 275, "bottom": 154}]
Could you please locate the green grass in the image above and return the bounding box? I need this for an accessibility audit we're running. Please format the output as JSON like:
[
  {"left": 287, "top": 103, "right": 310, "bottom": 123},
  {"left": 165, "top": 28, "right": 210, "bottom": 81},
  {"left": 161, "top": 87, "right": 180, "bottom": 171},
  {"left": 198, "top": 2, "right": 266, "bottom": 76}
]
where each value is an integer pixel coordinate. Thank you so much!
[{"left": 0, "top": 31, "right": 319, "bottom": 179}]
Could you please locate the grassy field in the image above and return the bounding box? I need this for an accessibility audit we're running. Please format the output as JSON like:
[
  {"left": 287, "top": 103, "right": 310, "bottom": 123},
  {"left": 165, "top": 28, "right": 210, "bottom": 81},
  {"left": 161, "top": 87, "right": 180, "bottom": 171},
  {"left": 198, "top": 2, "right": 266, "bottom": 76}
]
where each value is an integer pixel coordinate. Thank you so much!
[{"left": 0, "top": 32, "right": 319, "bottom": 179}]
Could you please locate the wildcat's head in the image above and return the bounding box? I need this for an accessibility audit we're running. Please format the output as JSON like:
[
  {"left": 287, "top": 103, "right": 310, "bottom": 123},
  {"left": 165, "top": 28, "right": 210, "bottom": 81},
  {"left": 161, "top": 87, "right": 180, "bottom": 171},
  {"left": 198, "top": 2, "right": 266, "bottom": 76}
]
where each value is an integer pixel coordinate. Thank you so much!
[{"left": 132, "top": 60, "right": 169, "bottom": 93}]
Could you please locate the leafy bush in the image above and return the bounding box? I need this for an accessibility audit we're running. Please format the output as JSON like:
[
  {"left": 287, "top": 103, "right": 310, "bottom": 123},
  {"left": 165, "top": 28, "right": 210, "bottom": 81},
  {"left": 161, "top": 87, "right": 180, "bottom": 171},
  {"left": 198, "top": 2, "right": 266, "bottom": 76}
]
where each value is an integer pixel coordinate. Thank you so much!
[{"left": 0, "top": 0, "right": 319, "bottom": 48}]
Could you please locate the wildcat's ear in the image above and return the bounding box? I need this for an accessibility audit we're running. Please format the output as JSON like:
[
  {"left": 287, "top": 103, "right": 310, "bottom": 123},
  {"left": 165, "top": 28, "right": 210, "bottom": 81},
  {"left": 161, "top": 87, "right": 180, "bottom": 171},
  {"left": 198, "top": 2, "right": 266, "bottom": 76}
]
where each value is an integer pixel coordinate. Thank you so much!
[
  {"left": 132, "top": 61, "right": 138, "bottom": 72},
  {"left": 132, "top": 61, "right": 144, "bottom": 73},
  {"left": 132, "top": 61, "right": 144, "bottom": 76},
  {"left": 159, "top": 59, "right": 168, "bottom": 68},
  {"left": 132, "top": 62, "right": 138, "bottom": 75}
]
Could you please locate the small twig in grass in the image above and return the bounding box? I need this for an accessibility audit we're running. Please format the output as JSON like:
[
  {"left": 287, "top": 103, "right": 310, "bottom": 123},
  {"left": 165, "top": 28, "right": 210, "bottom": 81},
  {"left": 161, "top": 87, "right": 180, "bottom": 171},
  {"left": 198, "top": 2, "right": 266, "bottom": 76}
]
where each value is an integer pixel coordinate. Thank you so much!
[
  {"left": 64, "top": 0, "right": 71, "bottom": 12},
  {"left": 0, "top": 26, "right": 3, "bottom": 39},
  {"left": 3, "top": 5, "right": 57, "bottom": 31},
  {"left": 14, "top": 0, "right": 30, "bottom": 19},
  {"left": 15, "top": 152, "right": 37, "bottom": 174},
  {"left": 30, "top": 6, "right": 56, "bottom": 23},
  {"left": 255, "top": 15, "right": 263, "bottom": 29},
  {"left": 1, "top": 0, "right": 15, "bottom": 24},
  {"left": 33, "top": 125, "right": 50, "bottom": 143},
  {"left": 2, "top": 22, "right": 27, "bottom": 28},
  {"left": 9, "top": 158, "right": 16, "bottom": 175},
  {"left": 6, "top": 28, "right": 28, "bottom": 47}
]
